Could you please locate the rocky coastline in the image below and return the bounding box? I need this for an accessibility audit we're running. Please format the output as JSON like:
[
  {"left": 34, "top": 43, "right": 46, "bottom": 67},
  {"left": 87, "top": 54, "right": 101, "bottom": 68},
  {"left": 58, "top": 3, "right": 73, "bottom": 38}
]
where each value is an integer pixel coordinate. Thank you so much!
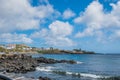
[{"left": 0, "top": 54, "right": 76, "bottom": 80}]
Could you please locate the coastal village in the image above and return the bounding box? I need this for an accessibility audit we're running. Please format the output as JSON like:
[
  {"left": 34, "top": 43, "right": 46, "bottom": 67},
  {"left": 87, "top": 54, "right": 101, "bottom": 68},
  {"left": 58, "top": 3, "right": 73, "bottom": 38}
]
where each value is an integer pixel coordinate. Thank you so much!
[
  {"left": 0, "top": 44, "right": 78, "bottom": 80},
  {"left": 0, "top": 44, "right": 95, "bottom": 54}
]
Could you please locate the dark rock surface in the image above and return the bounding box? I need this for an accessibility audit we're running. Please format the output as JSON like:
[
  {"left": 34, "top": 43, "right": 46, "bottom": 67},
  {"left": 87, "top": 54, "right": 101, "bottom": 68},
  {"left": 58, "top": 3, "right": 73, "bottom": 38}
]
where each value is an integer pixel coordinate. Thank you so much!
[
  {"left": 0, "top": 75, "right": 12, "bottom": 80},
  {"left": 36, "top": 57, "right": 76, "bottom": 64},
  {"left": 100, "top": 76, "right": 120, "bottom": 80},
  {"left": 0, "top": 54, "right": 76, "bottom": 74},
  {"left": 38, "top": 76, "right": 51, "bottom": 80},
  {"left": 0, "top": 54, "right": 38, "bottom": 73}
]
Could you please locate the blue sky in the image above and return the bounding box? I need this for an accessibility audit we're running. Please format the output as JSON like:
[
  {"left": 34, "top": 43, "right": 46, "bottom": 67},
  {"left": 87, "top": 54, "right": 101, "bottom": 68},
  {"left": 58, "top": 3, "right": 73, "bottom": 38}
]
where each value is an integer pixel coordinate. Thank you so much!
[{"left": 0, "top": 0, "right": 120, "bottom": 53}]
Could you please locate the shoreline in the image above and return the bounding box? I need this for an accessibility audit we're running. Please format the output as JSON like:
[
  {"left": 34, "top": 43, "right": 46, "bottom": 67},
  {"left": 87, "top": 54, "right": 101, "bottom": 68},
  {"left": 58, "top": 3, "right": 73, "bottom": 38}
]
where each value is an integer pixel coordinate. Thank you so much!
[
  {"left": 0, "top": 54, "right": 119, "bottom": 80},
  {"left": 0, "top": 54, "right": 76, "bottom": 80}
]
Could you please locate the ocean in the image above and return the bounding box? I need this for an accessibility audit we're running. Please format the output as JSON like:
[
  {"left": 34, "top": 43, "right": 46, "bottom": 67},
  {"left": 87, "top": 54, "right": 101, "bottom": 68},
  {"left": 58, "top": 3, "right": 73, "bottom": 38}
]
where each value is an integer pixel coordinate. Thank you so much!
[{"left": 4, "top": 54, "right": 120, "bottom": 80}]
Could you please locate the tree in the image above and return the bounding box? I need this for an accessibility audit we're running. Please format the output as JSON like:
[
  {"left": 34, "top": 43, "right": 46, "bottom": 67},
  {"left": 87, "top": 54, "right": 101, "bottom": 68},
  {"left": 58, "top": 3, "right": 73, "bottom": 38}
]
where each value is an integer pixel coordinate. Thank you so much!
[
  {"left": 73, "top": 48, "right": 81, "bottom": 52},
  {"left": 50, "top": 47, "right": 54, "bottom": 51}
]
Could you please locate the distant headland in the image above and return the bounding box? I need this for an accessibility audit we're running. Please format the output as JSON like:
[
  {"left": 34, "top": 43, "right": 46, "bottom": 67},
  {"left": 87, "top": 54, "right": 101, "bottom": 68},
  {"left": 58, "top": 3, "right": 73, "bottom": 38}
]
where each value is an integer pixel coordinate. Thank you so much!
[{"left": 0, "top": 44, "right": 95, "bottom": 54}]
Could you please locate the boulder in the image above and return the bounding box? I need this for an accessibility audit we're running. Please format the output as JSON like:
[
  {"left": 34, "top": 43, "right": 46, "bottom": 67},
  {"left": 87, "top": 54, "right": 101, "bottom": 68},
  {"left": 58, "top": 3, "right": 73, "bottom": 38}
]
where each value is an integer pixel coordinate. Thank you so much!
[{"left": 38, "top": 76, "right": 51, "bottom": 80}]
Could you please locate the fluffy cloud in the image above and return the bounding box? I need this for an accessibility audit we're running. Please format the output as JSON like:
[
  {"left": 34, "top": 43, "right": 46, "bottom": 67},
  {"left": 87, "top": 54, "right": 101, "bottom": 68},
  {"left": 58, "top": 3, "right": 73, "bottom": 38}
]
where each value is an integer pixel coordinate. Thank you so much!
[
  {"left": 31, "top": 20, "right": 75, "bottom": 47},
  {"left": 49, "top": 20, "right": 73, "bottom": 36},
  {"left": 0, "top": 0, "right": 61, "bottom": 44},
  {"left": 45, "top": 36, "right": 74, "bottom": 47},
  {"left": 31, "top": 29, "right": 48, "bottom": 38},
  {"left": 74, "top": 1, "right": 120, "bottom": 41},
  {"left": 0, "top": 0, "right": 59, "bottom": 33},
  {"left": 63, "top": 9, "right": 76, "bottom": 19},
  {"left": 0, "top": 33, "right": 33, "bottom": 43}
]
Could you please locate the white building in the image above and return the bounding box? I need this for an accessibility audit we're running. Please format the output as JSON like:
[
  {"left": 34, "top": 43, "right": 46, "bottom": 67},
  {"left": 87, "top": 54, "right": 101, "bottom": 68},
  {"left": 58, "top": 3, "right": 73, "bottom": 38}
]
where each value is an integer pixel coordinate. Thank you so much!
[{"left": 6, "top": 44, "right": 16, "bottom": 49}]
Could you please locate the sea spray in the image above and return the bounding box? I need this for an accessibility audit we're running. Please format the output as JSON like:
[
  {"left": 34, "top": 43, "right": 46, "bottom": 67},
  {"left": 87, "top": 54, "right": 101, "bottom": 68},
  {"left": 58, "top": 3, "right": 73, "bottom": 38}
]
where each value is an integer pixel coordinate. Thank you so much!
[
  {"left": 80, "top": 73, "right": 102, "bottom": 78},
  {"left": 76, "top": 61, "right": 83, "bottom": 64},
  {"left": 36, "top": 66, "right": 54, "bottom": 72},
  {"left": 52, "top": 70, "right": 102, "bottom": 78},
  {"left": 36, "top": 66, "right": 104, "bottom": 79}
]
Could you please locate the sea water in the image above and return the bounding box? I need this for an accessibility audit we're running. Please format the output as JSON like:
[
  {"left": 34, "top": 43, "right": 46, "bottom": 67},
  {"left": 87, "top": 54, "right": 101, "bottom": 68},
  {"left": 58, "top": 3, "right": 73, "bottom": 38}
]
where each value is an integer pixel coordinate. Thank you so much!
[{"left": 18, "top": 54, "right": 120, "bottom": 80}]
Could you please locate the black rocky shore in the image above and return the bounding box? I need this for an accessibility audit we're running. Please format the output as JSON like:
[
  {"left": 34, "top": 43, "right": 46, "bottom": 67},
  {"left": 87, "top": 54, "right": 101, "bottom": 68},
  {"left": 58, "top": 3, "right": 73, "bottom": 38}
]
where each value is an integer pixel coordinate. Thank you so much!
[{"left": 0, "top": 54, "right": 76, "bottom": 80}]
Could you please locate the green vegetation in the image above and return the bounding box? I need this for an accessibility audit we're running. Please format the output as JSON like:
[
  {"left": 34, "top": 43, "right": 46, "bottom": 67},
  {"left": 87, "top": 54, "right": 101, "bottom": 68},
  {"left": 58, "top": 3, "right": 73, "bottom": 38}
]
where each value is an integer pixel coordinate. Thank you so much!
[
  {"left": 73, "top": 48, "right": 95, "bottom": 54},
  {"left": 0, "top": 44, "right": 95, "bottom": 54},
  {"left": 0, "top": 47, "right": 6, "bottom": 52},
  {"left": 37, "top": 48, "right": 95, "bottom": 54},
  {"left": 82, "top": 50, "right": 95, "bottom": 54},
  {"left": 73, "top": 48, "right": 81, "bottom": 52},
  {"left": 0, "top": 44, "right": 33, "bottom": 54},
  {"left": 37, "top": 49, "right": 61, "bottom": 54}
]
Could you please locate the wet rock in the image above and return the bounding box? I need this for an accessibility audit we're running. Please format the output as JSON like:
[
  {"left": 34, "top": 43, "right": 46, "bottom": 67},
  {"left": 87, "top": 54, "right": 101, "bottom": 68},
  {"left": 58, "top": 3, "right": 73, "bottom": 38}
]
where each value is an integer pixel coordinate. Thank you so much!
[
  {"left": 36, "top": 57, "right": 76, "bottom": 64},
  {"left": 0, "top": 54, "right": 38, "bottom": 73},
  {"left": 38, "top": 76, "right": 51, "bottom": 80},
  {"left": 58, "top": 60, "right": 76, "bottom": 64},
  {"left": 67, "top": 60, "right": 76, "bottom": 64},
  {"left": 0, "top": 54, "right": 76, "bottom": 74},
  {"left": 100, "top": 76, "right": 120, "bottom": 80},
  {"left": 36, "top": 57, "right": 57, "bottom": 64}
]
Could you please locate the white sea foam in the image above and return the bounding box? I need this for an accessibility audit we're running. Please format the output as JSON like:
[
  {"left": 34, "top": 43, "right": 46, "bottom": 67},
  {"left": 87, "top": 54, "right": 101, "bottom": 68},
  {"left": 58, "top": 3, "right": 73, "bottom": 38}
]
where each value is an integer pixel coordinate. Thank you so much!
[
  {"left": 65, "top": 71, "right": 102, "bottom": 78},
  {"left": 13, "top": 76, "right": 25, "bottom": 80},
  {"left": 13, "top": 76, "right": 36, "bottom": 80},
  {"left": 36, "top": 66, "right": 103, "bottom": 79},
  {"left": 76, "top": 61, "right": 83, "bottom": 64},
  {"left": 80, "top": 73, "right": 102, "bottom": 78},
  {"left": 36, "top": 66, "right": 53, "bottom": 72},
  {"left": 66, "top": 71, "right": 72, "bottom": 75}
]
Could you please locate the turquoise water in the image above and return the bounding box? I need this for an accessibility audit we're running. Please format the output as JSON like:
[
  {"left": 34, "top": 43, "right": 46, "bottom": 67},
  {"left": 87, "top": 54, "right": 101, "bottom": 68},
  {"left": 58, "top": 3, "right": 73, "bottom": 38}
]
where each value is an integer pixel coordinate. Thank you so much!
[{"left": 25, "top": 54, "right": 120, "bottom": 80}]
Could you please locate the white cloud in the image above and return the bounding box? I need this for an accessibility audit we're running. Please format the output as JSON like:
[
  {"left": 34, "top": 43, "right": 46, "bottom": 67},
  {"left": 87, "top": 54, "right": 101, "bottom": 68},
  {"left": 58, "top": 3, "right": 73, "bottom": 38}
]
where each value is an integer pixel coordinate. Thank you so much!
[
  {"left": 74, "top": 1, "right": 120, "bottom": 41},
  {"left": 0, "top": 0, "right": 61, "bottom": 44},
  {"left": 75, "top": 28, "right": 94, "bottom": 38},
  {"left": 0, "top": 0, "right": 59, "bottom": 33},
  {"left": 30, "top": 29, "right": 48, "bottom": 38},
  {"left": 45, "top": 36, "right": 74, "bottom": 47},
  {"left": 31, "top": 20, "right": 75, "bottom": 47},
  {"left": 63, "top": 9, "right": 76, "bottom": 19},
  {"left": 49, "top": 20, "right": 73, "bottom": 36},
  {"left": 74, "top": 1, "right": 104, "bottom": 29},
  {"left": 0, "top": 33, "right": 33, "bottom": 43}
]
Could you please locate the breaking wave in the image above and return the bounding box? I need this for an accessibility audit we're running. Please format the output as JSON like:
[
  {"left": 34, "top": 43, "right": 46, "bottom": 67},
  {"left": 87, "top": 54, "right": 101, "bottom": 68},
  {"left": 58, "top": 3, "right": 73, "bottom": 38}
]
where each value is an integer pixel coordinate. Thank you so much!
[
  {"left": 76, "top": 61, "right": 83, "bottom": 64},
  {"left": 36, "top": 66, "right": 54, "bottom": 72},
  {"left": 36, "top": 66, "right": 105, "bottom": 79},
  {"left": 52, "top": 70, "right": 103, "bottom": 78}
]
